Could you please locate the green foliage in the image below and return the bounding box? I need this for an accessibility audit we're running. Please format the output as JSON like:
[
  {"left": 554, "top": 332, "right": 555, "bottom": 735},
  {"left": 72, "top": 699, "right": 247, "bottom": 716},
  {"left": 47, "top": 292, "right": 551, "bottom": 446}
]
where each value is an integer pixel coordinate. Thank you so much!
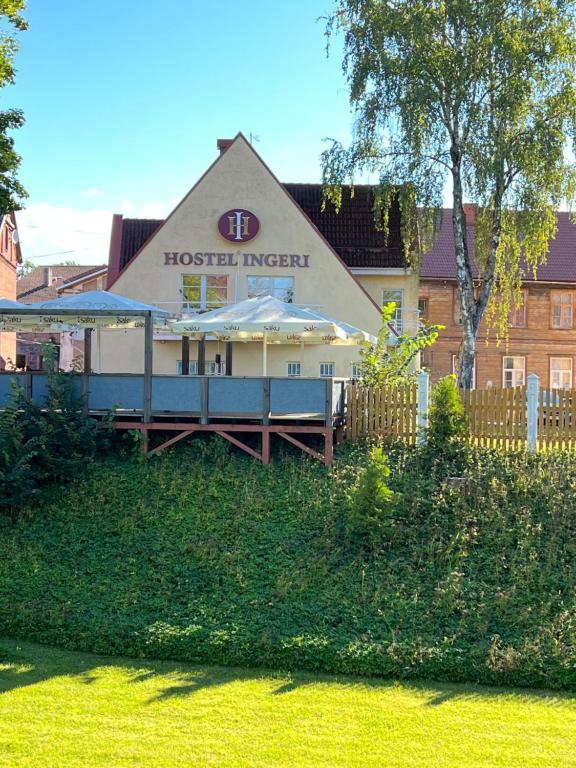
[
  {"left": 346, "top": 446, "right": 399, "bottom": 552},
  {"left": 358, "top": 302, "right": 442, "bottom": 387},
  {"left": 323, "top": 0, "right": 576, "bottom": 387},
  {"left": 1, "top": 440, "right": 576, "bottom": 690},
  {"left": 427, "top": 376, "right": 468, "bottom": 448},
  {"left": 0, "top": 380, "right": 39, "bottom": 516},
  {"left": 0, "top": 1, "right": 27, "bottom": 213},
  {"left": 0, "top": 368, "right": 110, "bottom": 517}
]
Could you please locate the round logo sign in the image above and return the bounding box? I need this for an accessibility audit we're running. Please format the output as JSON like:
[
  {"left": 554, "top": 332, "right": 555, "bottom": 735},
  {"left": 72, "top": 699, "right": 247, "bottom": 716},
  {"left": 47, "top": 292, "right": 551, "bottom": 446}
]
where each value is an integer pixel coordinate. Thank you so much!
[{"left": 218, "top": 209, "right": 260, "bottom": 243}]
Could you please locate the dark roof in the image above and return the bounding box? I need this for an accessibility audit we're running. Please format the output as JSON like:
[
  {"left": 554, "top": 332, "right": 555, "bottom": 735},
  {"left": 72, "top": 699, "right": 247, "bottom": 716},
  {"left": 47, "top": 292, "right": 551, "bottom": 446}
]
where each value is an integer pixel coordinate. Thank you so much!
[
  {"left": 421, "top": 210, "right": 576, "bottom": 283},
  {"left": 18, "top": 265, "right": 106, "bottom": 303},
  {"left": 119, "top": 219, "right": 163, "bottom": 273},
  {"left": 114, "top": 187, "right": 407, "bottom": 274},
  {"left": 283, "top": 184, "right": 405, "bottom": 268}
]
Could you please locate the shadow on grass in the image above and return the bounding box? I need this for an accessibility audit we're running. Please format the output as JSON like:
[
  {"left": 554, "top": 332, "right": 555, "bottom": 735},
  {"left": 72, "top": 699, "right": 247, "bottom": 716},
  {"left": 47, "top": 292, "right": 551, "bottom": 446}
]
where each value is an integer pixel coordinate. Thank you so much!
[{"left": 1, "top": 636, "right": 575, "bottom": 709}]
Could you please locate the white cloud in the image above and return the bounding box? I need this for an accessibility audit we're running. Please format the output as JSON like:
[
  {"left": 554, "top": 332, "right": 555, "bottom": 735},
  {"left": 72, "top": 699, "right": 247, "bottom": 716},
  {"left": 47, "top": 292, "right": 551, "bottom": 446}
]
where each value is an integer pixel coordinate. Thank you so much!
[
  {"left": 82, "top": 187, "right": 105, "bottom": 198},
  {"left": 16, "top": 199, "right": 177, "bottom": 267}
]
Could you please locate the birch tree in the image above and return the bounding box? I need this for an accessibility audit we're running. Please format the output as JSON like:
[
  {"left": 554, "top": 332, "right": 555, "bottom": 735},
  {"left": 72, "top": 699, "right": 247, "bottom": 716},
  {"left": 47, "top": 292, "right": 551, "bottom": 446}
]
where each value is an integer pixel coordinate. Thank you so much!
[{"left": 322, "top": 0, "right": 576, "bottom": 387}]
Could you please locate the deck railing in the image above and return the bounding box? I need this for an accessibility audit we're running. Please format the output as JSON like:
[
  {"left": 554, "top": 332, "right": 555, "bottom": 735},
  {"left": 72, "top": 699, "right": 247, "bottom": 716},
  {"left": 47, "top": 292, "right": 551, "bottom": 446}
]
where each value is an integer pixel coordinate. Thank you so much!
[{"left": 0, "top": 372, "right": 347, "bottom": 426}]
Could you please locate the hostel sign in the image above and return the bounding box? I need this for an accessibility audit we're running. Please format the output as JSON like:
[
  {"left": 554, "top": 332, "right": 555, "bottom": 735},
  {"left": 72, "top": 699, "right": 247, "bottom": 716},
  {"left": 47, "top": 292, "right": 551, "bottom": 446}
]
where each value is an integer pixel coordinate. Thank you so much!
[{"left": 163, "top": 251, "right": 310, "bottom": 268}]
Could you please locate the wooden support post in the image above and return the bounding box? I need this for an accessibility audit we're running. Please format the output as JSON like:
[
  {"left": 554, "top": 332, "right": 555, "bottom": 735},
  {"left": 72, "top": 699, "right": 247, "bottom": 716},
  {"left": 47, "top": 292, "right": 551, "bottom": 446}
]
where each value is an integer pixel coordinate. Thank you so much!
[
  {"left": 263, "top": 377, "right": 270, "bottom": 425},
  {"left": 181, "top": 335, "right": 190, "bottom": 375},
  {"left": 325, "top": 378, "right": 333, "bottom": 427},
  {"left": 324, "top": 429, "right": 333, "bottom": 466},
  {"left": 225, "top": 341, "right": 233, "bottom": 376},
  {"left": 262, "top": 429, "right": 270, "bottom": 465},
  {"left": 200, "top": 376, "right": 209, "bottom": 424},
  {"left": 197, "top": 337, "right": 206, "bottom": 376},
  {"left": 141, "top": 427, "right": 149, "bottom": 455},
  {"left": 143, "top": 314, "right": 153, "bottom": 422},
  {"left": 82, "top": 328, "right": 92, "bottom": 414}
]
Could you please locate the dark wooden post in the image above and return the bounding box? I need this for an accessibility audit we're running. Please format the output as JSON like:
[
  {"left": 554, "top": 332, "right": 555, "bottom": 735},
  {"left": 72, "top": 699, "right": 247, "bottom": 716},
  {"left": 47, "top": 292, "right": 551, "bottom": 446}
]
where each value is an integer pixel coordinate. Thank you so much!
[
  {"left": 143, "top": 314, "right": 153, "bottom": 423},
  {"left": 263, "top": 377, "right": 270, "bottom": 425},
  {"left": 225, "top": 341, "right": 233, "bottom": 376},
  {"left": 83, "top": 328, "right": 92, "bottom": 414},
  {"left": 181, "top": 335, "right": 190, "bottom": 375},
  {"left": 197, "top": 337, "right": 206, "bottom": 376}
]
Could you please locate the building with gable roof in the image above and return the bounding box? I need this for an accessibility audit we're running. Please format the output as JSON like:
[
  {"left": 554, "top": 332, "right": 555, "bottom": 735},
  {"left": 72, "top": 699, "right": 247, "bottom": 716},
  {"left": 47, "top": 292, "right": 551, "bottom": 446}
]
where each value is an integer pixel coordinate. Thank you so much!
[{"left": 100, "top": 133, "right": 419, "bottom": 377}]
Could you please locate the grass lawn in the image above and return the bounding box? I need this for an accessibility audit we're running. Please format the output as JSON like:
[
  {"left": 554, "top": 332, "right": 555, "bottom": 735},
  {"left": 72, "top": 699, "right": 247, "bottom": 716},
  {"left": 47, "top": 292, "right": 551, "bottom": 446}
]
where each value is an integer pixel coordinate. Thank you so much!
[{"left": 0, "top": 638, "right": 575, "bottom": 767}]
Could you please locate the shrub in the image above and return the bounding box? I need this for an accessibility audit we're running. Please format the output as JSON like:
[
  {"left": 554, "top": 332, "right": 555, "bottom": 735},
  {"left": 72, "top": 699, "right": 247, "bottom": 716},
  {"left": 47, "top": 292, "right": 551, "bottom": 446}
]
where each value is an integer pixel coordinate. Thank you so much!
[
  {"left": 428, "top": 376, "right": 467, "bottom": 446},
  {"left": 0, "top": 369, "right": 111, "bottom": 517},
  {"left": 345, "top": 445, "right": 400, "bottom": 552}
]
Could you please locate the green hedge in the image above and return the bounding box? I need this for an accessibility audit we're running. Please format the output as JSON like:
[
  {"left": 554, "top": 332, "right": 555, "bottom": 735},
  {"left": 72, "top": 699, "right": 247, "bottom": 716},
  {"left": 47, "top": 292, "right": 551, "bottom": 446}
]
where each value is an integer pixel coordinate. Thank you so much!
[{"left": 0, "top": 437, "right": 575, "bottom": 689}]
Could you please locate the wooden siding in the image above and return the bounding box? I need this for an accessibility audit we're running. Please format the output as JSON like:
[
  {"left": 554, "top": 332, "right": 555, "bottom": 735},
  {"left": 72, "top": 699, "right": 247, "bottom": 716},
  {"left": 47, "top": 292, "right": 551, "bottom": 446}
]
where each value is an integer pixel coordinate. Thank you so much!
[{"left": 420, "top": 280, "right": 576, "bottom": 388}]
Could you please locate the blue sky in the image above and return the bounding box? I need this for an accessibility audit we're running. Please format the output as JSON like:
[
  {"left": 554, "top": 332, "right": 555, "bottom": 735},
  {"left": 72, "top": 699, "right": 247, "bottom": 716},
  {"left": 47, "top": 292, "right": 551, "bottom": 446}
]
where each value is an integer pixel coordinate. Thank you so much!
[{"left": 8, "top": 1, "right": 357, "bottom": 265}]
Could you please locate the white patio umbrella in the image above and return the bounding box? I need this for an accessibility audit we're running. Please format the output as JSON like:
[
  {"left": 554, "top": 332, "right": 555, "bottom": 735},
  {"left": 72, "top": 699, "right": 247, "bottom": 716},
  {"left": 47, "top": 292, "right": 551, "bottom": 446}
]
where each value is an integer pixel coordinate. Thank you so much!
[
  {"left": 0, "top": 290, "right": 171, "bottom": 331},
  {"left": 31, "top": 291, "right": 172, "bottom": 373},
  {"left": 170, "top": 295, "right": 375, "bottom": 374}
]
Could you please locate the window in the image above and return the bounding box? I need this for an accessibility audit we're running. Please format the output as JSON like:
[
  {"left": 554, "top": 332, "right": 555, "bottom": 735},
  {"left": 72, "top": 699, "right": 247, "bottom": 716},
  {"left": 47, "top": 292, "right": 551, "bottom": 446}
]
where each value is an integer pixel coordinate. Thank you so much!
[
  {"left": 551, "top": 291, "right": 573, "bottom": 329},
  {"left": 452, "top": 354, "right": 476, "bottom": 389},
  {"left": 550, "top": 358, "right": 573, "bottom": 389},
  {"left": 287, "top": 362, "right": 301, "bottom": 377},
  {"left": 182, "top": 275, "right": 228, "bottom": 312},
  {"left": 418, "top": 297, "right": 429, "bottom": 321},
  {"left": 177, "top": 360, "right": 219, "bottom": 375},
  {"left": 509, "top": 291, "right": 527, "bottom": 328},
  {"left": 503, "top": 356, "right": 525, "bottom": 388},
  {"left": 247, "top": 276, "right": 294, "bottom": 302},
  {"left": 382, "top": 289, "right": 403, "bottom": 332},
  {"left": 351, "top": 362, "right": 362, "bottom": 380},
  {"left": 320, "top": 362, "right": 335, "bottom": 377}
]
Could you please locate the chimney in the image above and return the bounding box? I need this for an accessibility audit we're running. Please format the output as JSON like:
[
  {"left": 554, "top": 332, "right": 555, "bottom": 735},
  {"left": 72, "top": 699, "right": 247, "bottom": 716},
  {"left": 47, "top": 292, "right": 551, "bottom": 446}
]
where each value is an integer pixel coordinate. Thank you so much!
[
  {"left": 217, "top": 138, "right": 234, "bottom": 155},
  {"left": 463, "top": 203, "right": 477, "bottom": 226},
  {"left": 44, "top": 266, "right": 53, "bottom": 285}
]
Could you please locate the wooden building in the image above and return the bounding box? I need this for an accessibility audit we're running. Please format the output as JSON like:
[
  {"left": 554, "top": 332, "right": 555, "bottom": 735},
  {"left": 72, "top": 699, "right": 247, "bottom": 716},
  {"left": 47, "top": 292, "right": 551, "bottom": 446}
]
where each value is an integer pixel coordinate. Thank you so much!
[{"left": 420, "top": 207, "right": 576, "bottom": 389}]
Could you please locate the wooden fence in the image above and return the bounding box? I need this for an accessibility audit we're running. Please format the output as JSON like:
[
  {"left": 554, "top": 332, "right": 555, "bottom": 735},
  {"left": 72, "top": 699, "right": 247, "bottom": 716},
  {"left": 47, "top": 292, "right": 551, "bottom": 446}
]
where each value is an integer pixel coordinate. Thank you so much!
[
  {"left": 346, "top": 383, "right": 419, "bottom": 443},
  {"left": 346, "top": 377, "right": 576, "bottom": 451}
]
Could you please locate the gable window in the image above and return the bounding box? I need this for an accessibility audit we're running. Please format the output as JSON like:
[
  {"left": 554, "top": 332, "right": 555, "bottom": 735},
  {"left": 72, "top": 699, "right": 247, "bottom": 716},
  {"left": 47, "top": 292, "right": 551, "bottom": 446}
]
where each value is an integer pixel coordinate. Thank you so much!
[
  {"left": 351, "top": 362, "right": 362, "bottom": 380},
  {"left": 550, "top": 358, "right": 572, "bottom": 389},
  {"left": 319, "top": 362, "right": 335, "bottom": 377},
  {"left": 182, "top": 275, "right": 228, "bottom": 312},
  {"left": 382, "top": 289, "right": 403, "bottom": 333},
  {"left": 247, "top": 276, "right": 294, "bottom": 302},
  {"left": 503, "top": 356, "right": 525, "bottom": 388},
  {"left": 551, "top": 291, "right": 573, "bottom": 329},
  {"left": 509, "top": 291, "right": 527, "bottom": 328},
  {"left": 287, "top": 362, "right": 301, "bottom": 377}
]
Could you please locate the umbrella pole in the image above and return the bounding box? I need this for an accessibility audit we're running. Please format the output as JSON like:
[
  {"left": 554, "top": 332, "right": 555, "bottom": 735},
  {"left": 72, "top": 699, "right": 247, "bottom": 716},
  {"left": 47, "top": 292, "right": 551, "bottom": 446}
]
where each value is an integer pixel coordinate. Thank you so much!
[
  {"left": 96, "top": 326, "right": 102, "bottom": 374},
  {"left": 262, "top": 332, "right": 268, "bottom": 376}
]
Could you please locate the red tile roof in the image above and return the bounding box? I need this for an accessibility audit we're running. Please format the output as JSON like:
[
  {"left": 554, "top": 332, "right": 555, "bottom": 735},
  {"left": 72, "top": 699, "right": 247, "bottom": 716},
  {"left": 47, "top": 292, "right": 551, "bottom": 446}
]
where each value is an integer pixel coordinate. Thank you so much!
[
  {"left": 421, "top": 209, "right": 576, "bottom": 283},
  {"left": 18, "top": 265, "right": 106, "bottom": 303},
  {"left": 111, "top": 186, "right": 407, "bottom": 278}
]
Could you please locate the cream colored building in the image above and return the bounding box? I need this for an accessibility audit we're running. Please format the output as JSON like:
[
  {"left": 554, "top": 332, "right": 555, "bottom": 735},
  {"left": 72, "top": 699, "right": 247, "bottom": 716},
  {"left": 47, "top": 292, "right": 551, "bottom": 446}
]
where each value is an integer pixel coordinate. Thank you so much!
[{"left": 102, "top": 134, "right": 419, "bottom": 377}]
